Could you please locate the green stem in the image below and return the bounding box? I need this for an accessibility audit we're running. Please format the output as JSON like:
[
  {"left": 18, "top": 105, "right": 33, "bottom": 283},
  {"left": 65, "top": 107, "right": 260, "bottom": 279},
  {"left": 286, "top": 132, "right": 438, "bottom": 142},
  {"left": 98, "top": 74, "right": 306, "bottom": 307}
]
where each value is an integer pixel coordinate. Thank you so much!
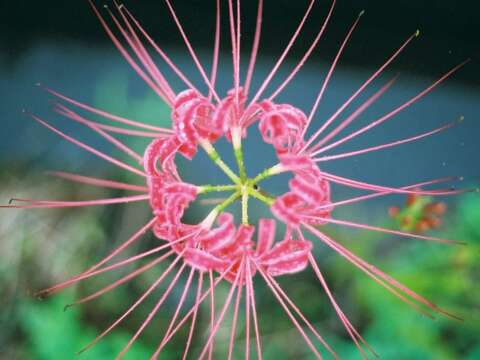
[
  {"left": 213, "top": 191, "right": 241, "bottom": 213},
  {"left": 249, "top": 188, "right": 275, "bottom": 206},
  {"left": 232, "top": 127, "right": 247, "bottom": 181},
  {"left": 252, "top": 163, "right": 285, "bottom": 184},
  {"left": 200, "top": 139, "right": 240, "bottom": 184},
  {"left": 198, "top": 184, "right": 238, "bottom": 194},
  {"left": 241, "top": 189, "right": 249, "bottom": 225}
]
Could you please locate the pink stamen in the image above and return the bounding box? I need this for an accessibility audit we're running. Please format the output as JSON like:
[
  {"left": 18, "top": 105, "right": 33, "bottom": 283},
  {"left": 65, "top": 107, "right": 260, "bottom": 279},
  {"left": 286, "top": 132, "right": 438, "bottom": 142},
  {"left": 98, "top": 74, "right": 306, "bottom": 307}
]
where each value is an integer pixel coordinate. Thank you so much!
[
  {"left": 47, "top": 171, "right": 148, "bottom": 192},
  {"left": 314, "top": 177, "right": 460, "bottom": 211},
  {"left": 243, "top": 0, "right": 263, "bottom": 99},
  {"left": 83, "top": 218, "right": 157, "bottom": 274},
  {"left": 107, "top": 4, "right": 176, "bottom": 103},
  {"left": 88, "top": 1, "right": 172, "bottom": 106},
  {"left": 208, "top": 270, "right": 216, "bottom": 360},
  {"left": 306, "top": 8, "right": 364, "bottom": 134},
  {"left": 164, "top": 0, "right": 221, "bottom": 102},
  {"left": 249, "top": 0, "right": 316, "bottom": 106},
  {"left": 303, "top": 224, "right": 462, "bottom": 320},
  {"left": 27, "top": 113, "right": 146, "bottom": 177},
  {"left": 246, "top": 260, "right": 262, "bottom": 360},
  {"left": 302, "top": 31, "right": 420, "bottom": 151},
  {"left": 67, "top": 255, "right": 166, "bottom": 309},
  {"left": 78, "top": 252, "right": 185, "bottom": 354},
  {"left": 150, "top": 263, "right": 236, "bottom": 359},
  {"left": 268, "top": 0, "right": 336, "bottom": 101},
  {"left": 116, "top": 264, "right": 190, "bottom": 359},
  {"left": 319, "top": 170, "right": 464, "bottom": 197},
  {"left": 315, "top": 120, "right": 457, "bottom": 161},
  {"left": 120, "top": 5, "right": 201, "bottom": 95},
  {"left": 113, "top": 1, "right": 175, "bottom": 99},
  {"left": 42, "top": 86, "right": 171, "bottom": 133},
  {"left": 309, "top": 75, "right": 397, "bottom": 154},
  {"left": 182, "top": 272, "right": 204, "bottom": 360},
  {"left": 254, "top": 262, "right": 324, "bottom": 360},
  {"left": 263, "top": 265, "right": 339, "bottom": 359},
  {"left": 198, "top": 260, "right": 244, "bottom": 360},
  {"left": 209, "top": 0, "right": 222, "bottom": 101},
  {"left": 308, "top": 253, "right": 376, "bottom": 359},
  {"left": 227, "top": 265, "right": 244, "bottom": 360},
  {"left": 313, "top": 59, "right": 471, "bottom": 155},
  {"left": 54, "top": 103, "right": 143, "bottom": 162},
  {"left": 6, "top": 194, "right": 149, "bottom": 209},
  {"left": 38, "top": 249, "right": 174, "bottom": 298},
  {"left": 307, "top": 215, "right": 463, "bottom": 245}
]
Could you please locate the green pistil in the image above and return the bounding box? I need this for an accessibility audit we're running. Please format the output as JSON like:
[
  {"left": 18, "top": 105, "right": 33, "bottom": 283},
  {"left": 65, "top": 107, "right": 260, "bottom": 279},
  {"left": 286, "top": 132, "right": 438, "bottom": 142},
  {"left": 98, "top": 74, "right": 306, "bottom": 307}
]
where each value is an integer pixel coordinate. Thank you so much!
[
  {"left": 198, "top": 184, "right": 239, "bottom": 194},
  {"left": 252, "top": 163, "right": 285, "bottom": 184},
  {"left": 214, "top": 191, "right": 241, "bottom": 214},
  {"left": 249, "top": 188, "right": 275, "bottom": 206},
  {"left": 241, "top": 188, "right": 249, "bottom": 225},
  {"left": 200, "top": 139, "right": 240, "bottom": 184},
  {"left": 232, "top": 127, "right": 247, "bottom": 182},
  {"left": 196, "top": 135, "right": 289, "bottom": 223}
]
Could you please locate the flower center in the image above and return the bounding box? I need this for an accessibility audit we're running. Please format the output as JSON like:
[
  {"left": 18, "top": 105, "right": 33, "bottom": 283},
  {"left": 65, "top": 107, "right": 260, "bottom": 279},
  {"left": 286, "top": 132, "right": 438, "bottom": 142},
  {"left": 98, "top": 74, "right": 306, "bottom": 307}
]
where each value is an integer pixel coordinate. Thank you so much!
[{"left": 142, "top": 88, "right": 333, "bottom": 281}]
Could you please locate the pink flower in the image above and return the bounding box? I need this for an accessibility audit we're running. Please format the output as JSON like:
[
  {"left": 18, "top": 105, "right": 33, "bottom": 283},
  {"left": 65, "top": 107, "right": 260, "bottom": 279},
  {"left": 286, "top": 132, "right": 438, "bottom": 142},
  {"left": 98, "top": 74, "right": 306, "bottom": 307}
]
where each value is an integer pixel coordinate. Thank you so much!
[{"left": 3, "top": 0, "right": 469, "bottom": 359}]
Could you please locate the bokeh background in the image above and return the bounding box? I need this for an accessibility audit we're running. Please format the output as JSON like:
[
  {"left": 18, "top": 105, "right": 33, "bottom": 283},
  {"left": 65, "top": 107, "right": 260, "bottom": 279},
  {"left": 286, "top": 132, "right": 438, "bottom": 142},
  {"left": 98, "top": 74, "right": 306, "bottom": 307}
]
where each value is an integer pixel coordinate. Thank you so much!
[{"left": 1, "top": 1, "right": 479, "bottom": 359}]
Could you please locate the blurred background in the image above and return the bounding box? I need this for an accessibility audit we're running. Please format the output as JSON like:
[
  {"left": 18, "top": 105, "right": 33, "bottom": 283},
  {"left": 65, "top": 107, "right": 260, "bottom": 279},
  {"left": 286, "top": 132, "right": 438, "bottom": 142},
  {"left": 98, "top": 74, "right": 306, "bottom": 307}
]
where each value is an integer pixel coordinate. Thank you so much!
[{"left": 1, "top": 0, "right": 479, "bottom": 359}]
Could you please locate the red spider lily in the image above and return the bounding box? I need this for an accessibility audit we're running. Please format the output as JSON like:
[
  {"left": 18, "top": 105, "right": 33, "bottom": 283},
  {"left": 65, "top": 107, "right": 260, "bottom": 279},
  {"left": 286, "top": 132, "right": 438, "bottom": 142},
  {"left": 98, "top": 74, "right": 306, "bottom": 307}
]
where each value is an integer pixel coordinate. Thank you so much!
[{"left": 3, "top": 0, "right": 470, "bottom": 358}]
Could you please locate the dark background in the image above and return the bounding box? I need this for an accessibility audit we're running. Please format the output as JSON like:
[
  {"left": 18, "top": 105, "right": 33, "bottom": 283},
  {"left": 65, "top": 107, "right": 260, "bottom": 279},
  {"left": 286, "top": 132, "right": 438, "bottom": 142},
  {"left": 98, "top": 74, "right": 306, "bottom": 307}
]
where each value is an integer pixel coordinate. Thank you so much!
[{"left": 1, "top": 0, "right": 478, "bottom": 84}]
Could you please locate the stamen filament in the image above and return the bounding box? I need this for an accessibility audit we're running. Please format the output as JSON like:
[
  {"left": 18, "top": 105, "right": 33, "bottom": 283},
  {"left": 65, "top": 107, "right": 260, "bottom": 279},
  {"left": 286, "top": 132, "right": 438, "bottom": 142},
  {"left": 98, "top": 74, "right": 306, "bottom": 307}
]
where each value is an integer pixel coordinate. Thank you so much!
[
  {"left": 200, "top": 139, "right": 241, "bottom": 184},
  {"left": 198, "top": 184, "right": 239, "bottom": 194},
  {"left": 252, "top": 163, "right": 285, "bottom": 184},
  {"left": 249, "top": 188, "right": 275, "bottom": 206}
]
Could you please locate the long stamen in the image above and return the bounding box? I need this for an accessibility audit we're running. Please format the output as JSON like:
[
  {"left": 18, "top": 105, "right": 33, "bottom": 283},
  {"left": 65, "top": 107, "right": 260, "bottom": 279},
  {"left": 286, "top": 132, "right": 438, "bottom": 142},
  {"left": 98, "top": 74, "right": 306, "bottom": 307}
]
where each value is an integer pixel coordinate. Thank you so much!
[
  {"left": 78, "top": 252, "right": 186, "bottom": 354},
  {"left": 164, "top": 0, "right": 221, "bottom": 102},
  {"left": 249, "top": 0, "right": 316, "bottom": 106},
  {"left": 312, "top": 60, "right": 471, "bottom": 155},
  {"left": 26, "top": 113, "right": 146, "bottom": 177},
  {"left": 112, "top": 1, "right": 176, "bottom": 102},
  {"left": 182, "top": 272, "right": 204, "bottom": 360},
  {"left": 116, "top": 264, "right": 190, "bottom": 359},
  {"left": 5, "top": 194, "right": 149, "bottom": 209},
  {"left": 227, "top": 267, "right": 244, "bottom": 360},
  {"left": 244, "top": 0, "right": 263, "bottom": 98},
  {"left": 228, "top": 0, "right": 240, "bottom": 105},
  {"left": 246, "top": 260, "right": 262, "bottom": 360},
  {"left": 319, "top": 170, "right": 465, "bottom": 196},
  {"left": 254, "top": 262, "right": 324, "bottom": 359},
  {"left": 313, "top": 177, "right": 461, "bottom": 211},
  {"left": 151, "top": 263, "right": 237, "bottom": 359},
  {"left": 198, "top": 260, "right": 245, "bottom": 360},
  {"left": 65, "top": 255, "right": 166, "bottom": 310},
  {"left": 54, "top": 103, "right": 143, "bottom": 163},
  {"left": 155, "top": 268, "right": 196, "bottom": 353},
  {"left": 314, "top": 120, "right": 458, "bottom": 161},
  {"left": 88, "top": 1, "right": 172, "bottom": 106},
  {"left": 269, "top": 0, "right": 336, "bottom": 101},
  {"left": 41, "top": 86, "right": 171, "bottom": 133},
  {"left": 303, "top": 9, "right": 364, "bottom": 138},
  {"left": 309, "top": 75, "right": 397, "bottom": 154},
  {"left": 208, "top": 270, "right": 216, "bottom": 360},
  {"left": 307, "top": 253, "right": 376, "bottom": 359},
  {"left": 46, "top": 171, "right": 148, "bottom": 192},
  {"left": 209, "top": 0, "right": 221, "bottom": 101},
  {"left": 120, "top": 5, "right": 201, "bottom": 94},
  {"left": 302, "top": 30, "right": 421, "bottom": 151},
  {"left": 306, "top": 215, "right": 464, "bottom": 245},
  {"left": 303, "top": 224, "right": 462, "bottom": 320}
]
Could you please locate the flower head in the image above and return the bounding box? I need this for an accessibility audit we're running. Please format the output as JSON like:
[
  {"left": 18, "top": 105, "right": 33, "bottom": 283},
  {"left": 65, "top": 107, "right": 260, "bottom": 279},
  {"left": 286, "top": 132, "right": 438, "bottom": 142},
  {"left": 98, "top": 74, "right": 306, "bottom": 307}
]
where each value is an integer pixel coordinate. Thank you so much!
[{"left": 3, "top": 0, "right": 470, "bottom": 358}]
